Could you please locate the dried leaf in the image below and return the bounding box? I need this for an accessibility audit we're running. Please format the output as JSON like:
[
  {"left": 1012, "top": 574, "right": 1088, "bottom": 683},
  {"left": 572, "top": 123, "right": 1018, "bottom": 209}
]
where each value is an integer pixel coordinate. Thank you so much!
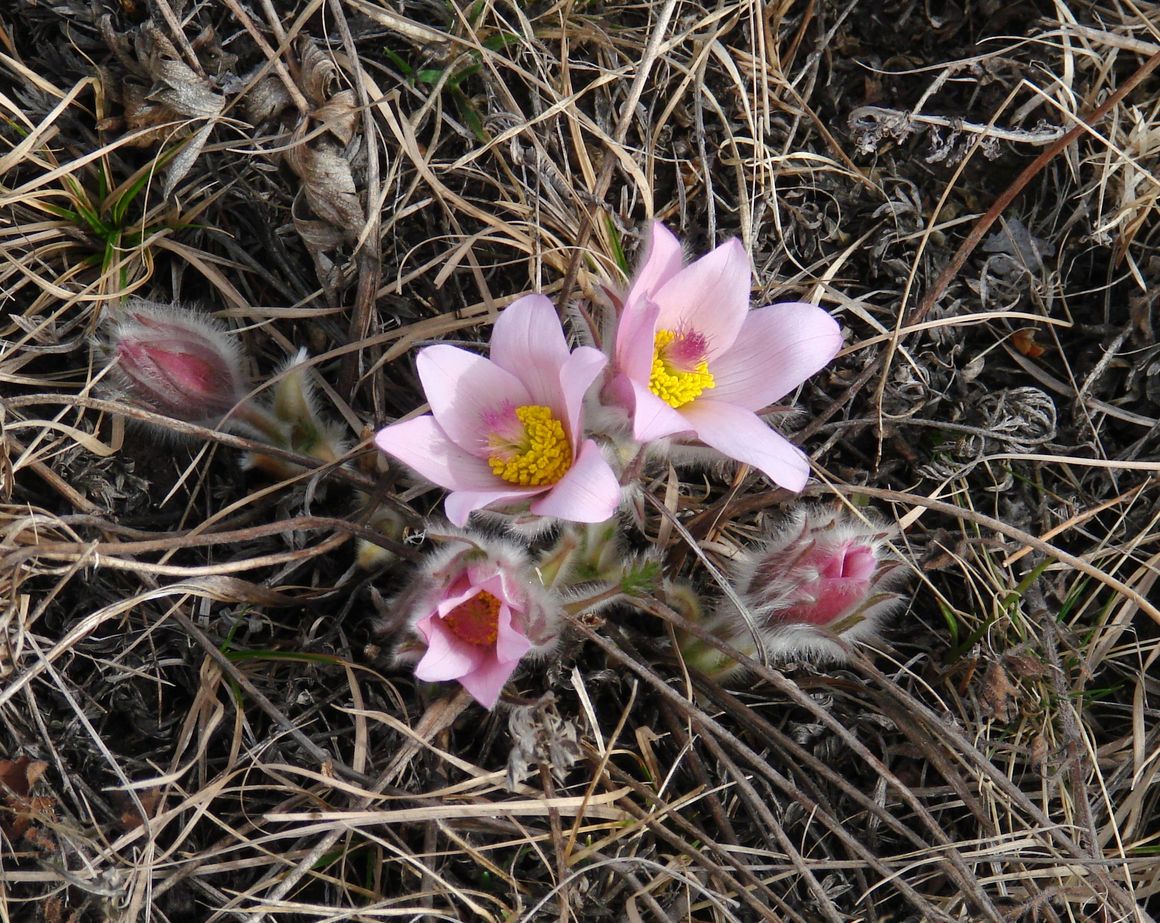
[
  {"left": 1004, "top": 651, "right": 1048, "bottom": 680},
  {"left": 244, "top": 75, "right": 293, "bottom": 125},
  {"left": 0, "top": 756, "right": 47, "bottom": 796},
  {"left": 297, "top": 36, "right": 341, "bottom": 105},
  {"left": 1011, "top": 328, "right": 1046, "bottom": 358},
  {"left": 312, "top": 89, "right": 359, "bottom": 145},
  {"left": 506, "top": 699, "right": 583, "bottom": 789},
  {"left": 0, "top": 756, "right": 53, "bottom": 841},
  {"left": 162, "top": 120, "right": 215, "bottom": 199},
  {"left": 285, "top": 136, "right": 365, "bottom": 239},
  {"left": 980, "top": 660, "right": 1017, "bottom": 722},
  {"left": 982, "top": 216, "right": 1055, "bottom": 272},
  {"left": 135, "top": 24, "right": 222, "bottom": 120}
]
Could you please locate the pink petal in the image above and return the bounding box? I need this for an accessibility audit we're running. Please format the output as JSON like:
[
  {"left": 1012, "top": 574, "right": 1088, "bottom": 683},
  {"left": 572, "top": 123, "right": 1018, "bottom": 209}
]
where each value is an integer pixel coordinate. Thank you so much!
[
  {"left": 614, "top": 298, "right": 661, "bottom": 386},
  {"left": 435, "top": 583, "right": 488, "bottom": 617},
  {"left": 456, "top": 652, "right": 520, "bottom": 709},
  {"left": 414, "top": 616, "right": 485, "bottom": 682},
  {"left": 624, "top": 378, "right": 694, "bottom": 442},
  {"left": 444, "top": 484, "right": 542, "bottom": 527},
  {"left": 530, "top": 439, "right": 621, "bottom": 522},
  {"left": 376, "top": 416, "right": 502, "bottom": 493},
  {"left": 473, "top": 572, "right": 518, "bottom": 609},
  {"left": 623, "top": 222, "right": 684, "bottom": 311},
  {"left": 416, "top": 345, "right": 530, "bottom": 453},
  {"left": 709, "top": 303, "right": 842, "bottom": 410},
  {"left": 557, "top": 345, "right": 608, "bottom": 446},
  {"left": 488, "top": 294, "right": 572, "bottom": 405},
  {"left": 680, "top": 400, "right": 811, "bottom": 491},
  {"left": 652, "top": 237, "right": 751, "bottom": 358},
  {"left": 495, "top": 602, "right": 533, "bottom": 662}
]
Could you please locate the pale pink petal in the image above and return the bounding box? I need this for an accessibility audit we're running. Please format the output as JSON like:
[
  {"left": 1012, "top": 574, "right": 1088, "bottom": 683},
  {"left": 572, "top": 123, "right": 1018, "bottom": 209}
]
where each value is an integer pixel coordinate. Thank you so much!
[
  {"left": 456, "top": 652, "right": 520, "bottom": 709},
  {"left": 680, "top": 400, "right": 811, "bottom": 491},
  {"left": 623, "top": 221, "right": 684, "bottom": 311},
  {"left": 489, "top": 294, "right": 572, "bottom": 405},
  {"left": 495, "top": 602, "right": 532, "bottom": 662},
  {"left": 624, "top": 378, "right": 694, "bottom": 442},
  {"left": 614, "top": 299, "right": 661, "bottom": 385},
  {"left": 435, "top": 583, "right": 487, "bottom": 617},
  {"left": 416, "top": 345, "right": 530, "bottom": 452},
  {"left": 414, "top": 616, "right": 485, "bottom": 681},
  {"left": 376, "top": 416, "right": 502, "bottom": 493},
  {"left": 473, "top": 573, "right": 516, "bottom": 608},
  {"left": 444, "top": 484, "right": 542, "bottom": 527},
  {"left": 530, "top": 439, "right": 621, "bottom": 522},
  {"left": 652, "top": 237, "right": 751, "bottom": 357},
  {"left": 709, "top": 303, "right": 842, "bottom": 410},
  {"left": 557, "top": 345, "right": 608, "bottom": 446}
]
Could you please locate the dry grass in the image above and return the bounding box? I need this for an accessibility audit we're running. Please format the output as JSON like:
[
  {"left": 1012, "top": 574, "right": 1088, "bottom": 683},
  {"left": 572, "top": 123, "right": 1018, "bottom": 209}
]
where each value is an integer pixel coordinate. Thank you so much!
[{"left": 2, "top": 0, "right": 1159, "bottom": 921}]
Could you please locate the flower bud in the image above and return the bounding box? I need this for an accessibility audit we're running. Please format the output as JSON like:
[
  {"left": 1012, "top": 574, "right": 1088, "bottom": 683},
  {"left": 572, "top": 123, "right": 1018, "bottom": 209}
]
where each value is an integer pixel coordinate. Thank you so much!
[
  {"left": 107, "top": 300, "right": 246, "bottom": 425},
  {"left": 241, "top": 350, "right": 349, "bottom": 478},
  {"left": 386, "top": 531, "right": 564, "bottom": 709},
  {"left": 692, "top": 505, "right": 907, "bottom": 672}
]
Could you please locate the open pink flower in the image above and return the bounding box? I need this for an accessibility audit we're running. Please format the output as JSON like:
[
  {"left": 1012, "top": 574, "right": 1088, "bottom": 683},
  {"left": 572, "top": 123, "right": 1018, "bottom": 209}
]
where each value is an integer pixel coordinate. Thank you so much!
[
  {"left": 376, "top": 295, "right": 621, "bottom": 526},
  {"left": 108, "top": 300, "right": 246, "bottom": 424},
  {"left": 392, "top": 534, "right": 564, "bottom": 708},
  {"left": 607, "top": 222, "right": 842, "bottom": 491}
]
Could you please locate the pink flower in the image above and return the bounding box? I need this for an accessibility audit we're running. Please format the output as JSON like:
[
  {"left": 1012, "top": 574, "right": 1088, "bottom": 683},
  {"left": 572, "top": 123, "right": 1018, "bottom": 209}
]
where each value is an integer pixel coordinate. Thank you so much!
[
  {"left": 607, "top": 222, "right": 842, "bottom": 491},
  {"left": 107, "top": 300, "right": 246, "bottom": 424},
  {"left": 376, "top": 295, "right": 621, "bottom": 527},
  {"left": 390, "top": 534, "right": 564, "bottom": 708}
]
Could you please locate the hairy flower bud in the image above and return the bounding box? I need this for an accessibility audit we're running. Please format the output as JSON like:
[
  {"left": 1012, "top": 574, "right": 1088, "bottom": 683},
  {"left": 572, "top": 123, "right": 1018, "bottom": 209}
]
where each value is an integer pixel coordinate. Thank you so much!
[
  {"left": 386, "top": 531, "right": 564, "bottom": 708},
  {"left": 106, "top": 300, "right": 246, "bottom": 425},
  {"left": 682, "top": 505, "right": 907, "bottom": 675},
  {"left": 241, "top": 350, "right": 349, "bottom": 478}
]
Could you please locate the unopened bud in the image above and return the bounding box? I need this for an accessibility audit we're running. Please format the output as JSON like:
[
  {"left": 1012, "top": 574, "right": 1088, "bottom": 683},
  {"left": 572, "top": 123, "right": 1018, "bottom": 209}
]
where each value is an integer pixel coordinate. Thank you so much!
[
  {"left": 241, "top": 350, "right": 348, "bottom": 478},
  {"left": 106, "top": 300, "right": 245, "bottom": 425},
  {"left": 682, "top": 505, "right": 908, "bottom": 676},
  {"left": 725, "top": 505, "right": 907, "bottom": 662}
]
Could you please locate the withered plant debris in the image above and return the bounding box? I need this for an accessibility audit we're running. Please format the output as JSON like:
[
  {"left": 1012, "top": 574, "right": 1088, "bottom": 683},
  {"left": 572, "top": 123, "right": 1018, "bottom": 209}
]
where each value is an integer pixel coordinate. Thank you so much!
[{"left": 1, "top": 0, "right": 1159, "bottom": 920}]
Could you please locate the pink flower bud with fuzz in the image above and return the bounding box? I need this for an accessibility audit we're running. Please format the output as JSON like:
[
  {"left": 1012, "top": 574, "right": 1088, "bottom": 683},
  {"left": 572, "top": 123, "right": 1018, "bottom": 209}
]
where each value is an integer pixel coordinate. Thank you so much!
[
  {"left": 692, "top": 505, "right": 907, "bottom": 672},
  {"left": 106, "top": 300, "right": 246, "bottom": 425}
]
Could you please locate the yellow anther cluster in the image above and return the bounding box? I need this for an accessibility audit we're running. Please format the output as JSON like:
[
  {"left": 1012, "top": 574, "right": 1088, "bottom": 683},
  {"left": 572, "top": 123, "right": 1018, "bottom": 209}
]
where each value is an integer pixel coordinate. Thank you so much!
[
  {"left": 488, "top": 404, "right": 572, "bottom": 486},
  {"left": 649, "top": 329, "right": 715, "bottom": 409},
  {"left": 444, "top": 591, "right": 502, "bottom": 646}
]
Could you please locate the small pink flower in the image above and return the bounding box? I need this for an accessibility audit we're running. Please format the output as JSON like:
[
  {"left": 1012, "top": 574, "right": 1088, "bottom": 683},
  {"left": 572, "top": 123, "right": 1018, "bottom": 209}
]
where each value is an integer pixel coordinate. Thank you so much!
[
  {"left": 390, "top": 534, "right": 564, "bottom": 708},
  {"left": 108, "top": 300, "right": 246, "bottom": 424},
  {"left": 606, "top": 222, "right": 842, "bottom": 491},
  {"left": 726, "top": 505, "right": 907, "bottom": 660},
  {"left": 376, "top": 295, "right": 621, "bottom": 527}
]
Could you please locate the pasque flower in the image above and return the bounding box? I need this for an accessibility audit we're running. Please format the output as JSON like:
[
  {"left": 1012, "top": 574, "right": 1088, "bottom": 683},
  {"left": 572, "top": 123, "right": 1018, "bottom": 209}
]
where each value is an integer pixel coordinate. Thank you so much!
[
  {"left": 606, "top": 222, "right": 842, "bottom": 492},
  {"left": 683, "top": 505, "right": 907, "bottom": 673},
  {"left": 107, "top": 299, "right": 246, "bottom": 424},
  {"left": 389, "top": 533, "right": 564, "bottom": 708},
  {"left": 376, "top": 295, "right": 621, "bottom": 527}
]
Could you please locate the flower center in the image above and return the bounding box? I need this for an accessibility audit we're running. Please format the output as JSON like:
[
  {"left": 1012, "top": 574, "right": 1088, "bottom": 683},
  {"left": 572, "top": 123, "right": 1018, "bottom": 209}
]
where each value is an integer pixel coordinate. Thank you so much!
[
  {"left": 649, "top": 328, "right": 715, "bottom": 409},
  {"left": 443, "top": 591, "right": 501, "bottom": 646},
  {"left": 486, "top": 404, "right": 573, "bottom": 486}
]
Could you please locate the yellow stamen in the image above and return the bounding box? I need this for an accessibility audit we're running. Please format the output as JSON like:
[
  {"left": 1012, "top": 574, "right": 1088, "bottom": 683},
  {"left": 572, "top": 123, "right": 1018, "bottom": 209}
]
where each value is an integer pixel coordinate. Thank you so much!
[
  {"left": 488, "top": 404, "right": 572, "bottom": 486},
  {"left": 649, "top": 329, "right": 715, "bottom": 408},
  {"left": 444, "top": 591, "right": 501, "bottom": 645}
]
